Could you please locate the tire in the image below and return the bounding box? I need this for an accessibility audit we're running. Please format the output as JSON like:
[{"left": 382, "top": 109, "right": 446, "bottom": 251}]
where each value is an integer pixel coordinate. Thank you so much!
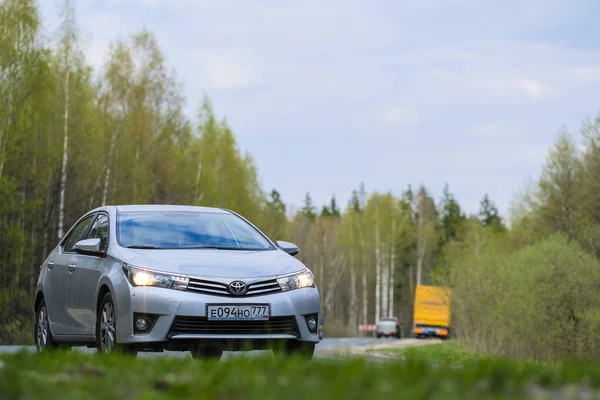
[
  {"left": 191, "top": 347, "right": 223, "bottom": 361},
  {"left": 34, "top": 298, "right": 61, "bottom": 352},
  {"left": 96, "top": 292, "right": 137, "bottom": 356},
  {"left": 273, "top": 341, "right": 315, "bottom": 359}
]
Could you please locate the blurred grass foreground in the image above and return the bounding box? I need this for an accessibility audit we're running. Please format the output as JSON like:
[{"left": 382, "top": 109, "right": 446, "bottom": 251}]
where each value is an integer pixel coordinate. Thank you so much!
[{"left": 3, "top": 350, "right": 600, "bottom": 399}]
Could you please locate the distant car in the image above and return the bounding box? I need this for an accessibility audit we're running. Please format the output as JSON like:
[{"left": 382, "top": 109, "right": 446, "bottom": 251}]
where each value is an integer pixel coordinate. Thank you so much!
[
  {"left": 33, "top": 205, "right": 321, "bottom": 359},
  {"left": 376, "top": 317, "right": 402, "bottom": 339}
]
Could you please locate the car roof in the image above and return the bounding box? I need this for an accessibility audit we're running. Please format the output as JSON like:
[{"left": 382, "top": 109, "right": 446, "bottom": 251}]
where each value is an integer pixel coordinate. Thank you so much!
[{"left": 112, "top": 204, "right": 230, "bottom": 213}]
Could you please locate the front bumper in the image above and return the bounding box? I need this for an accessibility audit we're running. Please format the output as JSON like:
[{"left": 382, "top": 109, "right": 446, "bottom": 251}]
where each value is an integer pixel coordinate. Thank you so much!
[{"left": 113, "top": 283, "right": 321, "bottom": 344}]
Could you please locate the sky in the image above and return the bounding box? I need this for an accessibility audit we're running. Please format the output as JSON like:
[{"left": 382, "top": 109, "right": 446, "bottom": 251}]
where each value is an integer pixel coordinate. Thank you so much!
[{"left": 37, "top": 0, "right": 600, "bottom": 219}]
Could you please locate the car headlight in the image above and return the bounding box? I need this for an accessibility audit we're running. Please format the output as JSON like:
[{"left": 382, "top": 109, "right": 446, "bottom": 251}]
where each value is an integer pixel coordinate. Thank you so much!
[
  {"left": 122, "top": 264, "right": 189, "bottom": 291},
  {"left": 277, "top": 269, "right": 315, "bottom": 291}
]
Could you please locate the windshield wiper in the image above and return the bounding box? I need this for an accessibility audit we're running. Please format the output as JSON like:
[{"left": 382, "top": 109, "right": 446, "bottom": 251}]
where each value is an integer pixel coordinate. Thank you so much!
[
  {"left": 178, "top": 245, "right": 256, "bottom": 250},
  {"left": 126, "top": 245, "right": 162, "bottom": 249}
]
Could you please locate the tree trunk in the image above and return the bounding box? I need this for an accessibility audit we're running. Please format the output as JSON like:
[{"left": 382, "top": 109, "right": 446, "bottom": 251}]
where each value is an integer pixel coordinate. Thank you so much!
[
  {"left": 133, "top": 148, "right": 139, "bottom": 202},
  {"left": 361, "top": 233, "right": 368, "bottom": 325},
  {"left": 0, "top": 125, "right": 4, "bottom": 180},
  {"left": 102, "top": 131, "right": 117, "bottom": 206},
  {"left": 416, "top": 190, "right": 425, "bottom": 286},
  {"left": 389, "top": 236, "right": 396, "bottom": 316},
  {"left": 416, "top": 239, "right": 425, "bottom": 286},
  {"left": 14, "top": 189, "right": 26, "bottom": 286},
  {"left": 0, "top": 93, "right": 13, "bottom": 180},
  {"left": 89, "top": 163, "right": 107, "bottom": 209},
  {"left": 389, "top": 218, "right": 396, "bottom": 316},
  {"left": 102, "top": 165, "right": 111, "bottom": 206},
  {"left": 323, "top": 254, "right": 345, "bottom": 315},
  {"left": 194, "top": 144, "right": 204, "bottom": 203},
  {"left": 375, "top": 210, "right": 381, "bottom": 323},
  {"left": 381, "top": 243, "right": 388, "bottom": 318},
  {"left": 348, "top": 228, "right": 357, "bottom": 334},
  {"left": 409, "top": 262, "right": 415, "bottom": 330},
  {"left": 30, "top": 135, "right": 38, "bottom": 295},
  {"left": 57, "top": 68, "right": 70, "bottom": 239}
]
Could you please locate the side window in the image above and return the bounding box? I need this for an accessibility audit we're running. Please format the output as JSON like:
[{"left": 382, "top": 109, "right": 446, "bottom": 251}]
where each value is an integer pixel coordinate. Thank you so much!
[
  {"left": 63, "top": 215, "right": 95, "bottom": 253},
  {"left": 87, "top": 214, "right": 109, "bottom": 252}
]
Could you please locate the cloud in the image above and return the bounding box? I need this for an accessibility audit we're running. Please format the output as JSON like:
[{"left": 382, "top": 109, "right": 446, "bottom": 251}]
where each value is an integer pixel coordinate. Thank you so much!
[
  {"left": 193, "top": 52, "right": 260, "bottom": 90},
  {"left": 380, "top": 106, "right": 421, "bottom": 126},
  {"left": 35, "top": 0, "right": 600, "bottom": 217},
  {"left": 518, "top": 78, "right": 552, "bottom": 100}
]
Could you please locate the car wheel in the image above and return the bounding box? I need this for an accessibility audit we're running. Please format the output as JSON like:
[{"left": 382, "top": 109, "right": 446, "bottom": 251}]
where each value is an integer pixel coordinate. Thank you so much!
[
  {"left": 35, "top": 299, "right": 58, "bottom": 352},
  {"left": 274, "top": 341, "right": 315, "bottom": 359},
  {"left": 96, "top": 292, "right": 137, "bottom": 356},
  {"left": 191, "top": 347, "right": 223, "bottom": 361}
]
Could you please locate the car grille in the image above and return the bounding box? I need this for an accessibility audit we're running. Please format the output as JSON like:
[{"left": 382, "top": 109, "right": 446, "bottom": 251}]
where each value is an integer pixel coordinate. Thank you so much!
[
  {"left": 168, "top": 316, "right": 299, "bottom": 337},
  {"left": 186, "top": 277, "right": 282, "bottom": 297}
]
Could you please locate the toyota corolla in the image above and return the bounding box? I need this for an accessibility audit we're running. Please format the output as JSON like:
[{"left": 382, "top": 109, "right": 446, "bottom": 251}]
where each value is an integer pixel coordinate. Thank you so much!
[{"left": 33, "top": 205, "right": 321, "bottom": 359}]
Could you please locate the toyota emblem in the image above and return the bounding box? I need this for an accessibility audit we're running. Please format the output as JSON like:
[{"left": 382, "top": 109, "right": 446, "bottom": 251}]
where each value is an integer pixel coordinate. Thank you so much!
[{"left": 228, "top": 280, "right": 247, "bottom": 295}]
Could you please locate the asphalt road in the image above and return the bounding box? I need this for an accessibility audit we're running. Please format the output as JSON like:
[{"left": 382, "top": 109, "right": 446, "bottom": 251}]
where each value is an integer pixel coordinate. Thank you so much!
[{"left": 0, "top": 337, "right": 406, "bottom": 359}]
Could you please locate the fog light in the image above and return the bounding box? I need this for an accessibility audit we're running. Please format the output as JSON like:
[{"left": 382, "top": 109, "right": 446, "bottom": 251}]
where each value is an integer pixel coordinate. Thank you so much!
[
  {"left": 307, "top": 317, "right": 317, "bottom": 332},
  {"left": 135, "top": 317, "right": 149, "bottom": 331}
]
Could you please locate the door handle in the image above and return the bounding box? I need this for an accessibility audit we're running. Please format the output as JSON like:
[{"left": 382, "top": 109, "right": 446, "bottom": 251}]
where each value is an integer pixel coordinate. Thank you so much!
[
  {"left": 68, "top": 264, "right": 76, "bottom": 274},
  {"left": 47, "top": 261, "right": 54, "bottom": 271}
]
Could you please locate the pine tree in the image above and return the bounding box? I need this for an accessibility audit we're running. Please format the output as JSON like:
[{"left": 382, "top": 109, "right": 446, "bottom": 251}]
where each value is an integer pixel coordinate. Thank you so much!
[
  {"left": 478, "top": 194, "right": 505, "bottom": 232},
  {"left": 301, "top": 192, "right": 317, "bottom": 221},
  {"left": 439, "top": 183, "right": 466, "bottom": 243}
]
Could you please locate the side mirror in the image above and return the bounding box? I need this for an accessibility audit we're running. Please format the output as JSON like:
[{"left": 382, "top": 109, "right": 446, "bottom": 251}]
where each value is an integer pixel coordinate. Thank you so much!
[
  {"left": 73, "top": 238, "right": 102, "bottom": 255},
  {"left": 276, "top": 240, "right": 299, "bottom": 256}
]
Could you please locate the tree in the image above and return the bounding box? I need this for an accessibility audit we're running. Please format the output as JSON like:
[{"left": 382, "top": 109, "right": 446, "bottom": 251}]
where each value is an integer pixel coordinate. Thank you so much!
[
  {"left": 478, "top": 194, "right": 505, "bottom": 232},
  {"left": 330, "top": 195, "right": 340, "bottom": 217},
  {"left": 263, "top": 189, "right": 288, "bottom": 240},
  {"left": 349, "top": 190, "right": 361, "bottom": 213},
  {"left": 56, "top": 0, "right": 78, "bottom": 240},
  {"left": 301, "top": 192, "right": 317, "bottom": 221},
  {"left": 439, "top": 183, "right": 466, "bottom": 244},
  {"left": 414, "top": 186, "right": 438, "bottom": 287},
  {"left": 535, "top": 131, "right": 583, "bottom": 241},
  {"left": 321, "top": 195, "right": 340, "bottom": 218}
]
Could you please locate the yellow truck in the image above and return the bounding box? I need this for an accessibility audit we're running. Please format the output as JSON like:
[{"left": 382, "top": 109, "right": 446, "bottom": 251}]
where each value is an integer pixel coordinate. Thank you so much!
[{"left": 412, "top": 284, "right": 452, "bottom": 339}]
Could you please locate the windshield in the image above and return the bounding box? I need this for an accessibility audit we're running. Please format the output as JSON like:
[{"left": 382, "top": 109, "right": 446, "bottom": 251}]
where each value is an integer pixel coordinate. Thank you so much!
[{"left": 116, "top": 211, "right": 274, "bottom": 250}]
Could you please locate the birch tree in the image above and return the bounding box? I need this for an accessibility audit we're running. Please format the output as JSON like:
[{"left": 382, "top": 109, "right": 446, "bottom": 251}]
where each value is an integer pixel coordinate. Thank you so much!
[{"left": 55, "top": 0, "right": 79, "bottom": 240}]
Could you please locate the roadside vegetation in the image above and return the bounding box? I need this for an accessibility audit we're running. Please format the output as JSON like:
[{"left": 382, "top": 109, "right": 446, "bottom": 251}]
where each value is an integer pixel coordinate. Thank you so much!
[
  {"left": 3, "top": 350, "right": 600, "bottom": 399},
  {"left": 4, "top": 0, "right": 600, "bottom": 371},
  {"left": 371, "top": 341, "right": 487, "bottom": 364}
]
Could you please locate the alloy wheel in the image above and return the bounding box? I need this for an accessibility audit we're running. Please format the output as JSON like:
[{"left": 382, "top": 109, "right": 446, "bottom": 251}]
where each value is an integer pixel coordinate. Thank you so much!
[
  {"left": 100, "top": 302, "right": 116, "bottom": 353},
  {"left": 36, "top": 305, "right": 48, "bottom": 352}
]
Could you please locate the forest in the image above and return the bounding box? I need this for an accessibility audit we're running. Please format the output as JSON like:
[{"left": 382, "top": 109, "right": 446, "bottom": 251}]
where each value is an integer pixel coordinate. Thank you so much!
[{"left": 3, "top": 0, "right": 600, "bottom": 361}]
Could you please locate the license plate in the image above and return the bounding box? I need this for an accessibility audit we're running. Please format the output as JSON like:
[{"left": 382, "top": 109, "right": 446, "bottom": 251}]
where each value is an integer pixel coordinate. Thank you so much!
[{"left": 206, "top": 304, "right": 270, "bottom": 321}]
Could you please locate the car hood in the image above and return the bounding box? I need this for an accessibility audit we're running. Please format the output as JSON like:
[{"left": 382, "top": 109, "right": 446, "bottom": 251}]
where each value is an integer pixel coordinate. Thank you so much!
[{"left": 111, "top": 247, "right": 307, "bottom": 279}]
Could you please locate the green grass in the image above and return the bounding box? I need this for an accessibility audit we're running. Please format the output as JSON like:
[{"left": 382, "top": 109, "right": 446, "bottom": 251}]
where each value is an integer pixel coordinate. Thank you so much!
[
  {"left": 2, "top": 350, "right": 600, "bottom": 399},
  {"left": 371, "top": 340, "right": 487, "bottom": 363}
]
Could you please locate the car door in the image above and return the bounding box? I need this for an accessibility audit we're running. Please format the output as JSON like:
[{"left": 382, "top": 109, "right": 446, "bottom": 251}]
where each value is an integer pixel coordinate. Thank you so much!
[
  {"left": 42, "top": 246, "right": 69, "bottom": 335},
  {"left": 54, "top": 213, "right": 96, "bottom": 336},
  {"left": 67, "top": 212, "right": 109, "bottom": 336}
]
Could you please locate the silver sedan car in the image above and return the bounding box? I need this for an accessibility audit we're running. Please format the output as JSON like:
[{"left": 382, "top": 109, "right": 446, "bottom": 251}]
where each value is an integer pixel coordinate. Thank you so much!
[{"left": 33, "top": 205, "right": 321, "bottom": 359}]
